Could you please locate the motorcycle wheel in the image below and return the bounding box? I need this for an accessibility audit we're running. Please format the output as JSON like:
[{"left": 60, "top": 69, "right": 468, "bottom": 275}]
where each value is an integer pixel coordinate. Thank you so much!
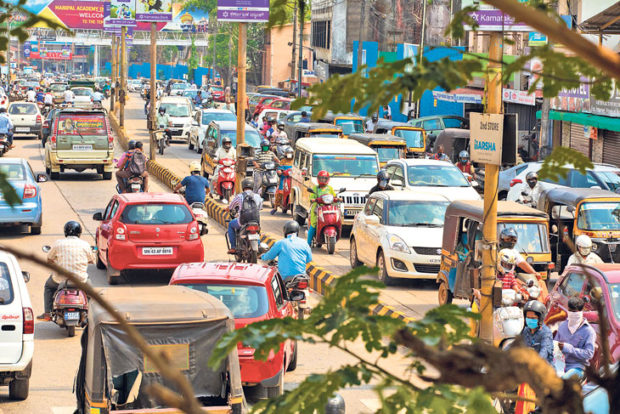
[
  {"left": 67, "top": 326, "right": 76, "bottom": 337},
  {"left": 326, "top": 236, "right": 336, "bottom": 255},
  {"left": 249, "top": 250, "right": 258, "bottom": 264},
  {"left": 269, "top": 193, "right": 276, "bottom": 208},
  {"left": 159, "top": 142, "right": 164, "bottom": 155}
]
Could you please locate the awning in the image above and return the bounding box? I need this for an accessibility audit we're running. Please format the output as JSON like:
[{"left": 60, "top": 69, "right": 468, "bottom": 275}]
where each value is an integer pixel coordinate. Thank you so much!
[
  {"left": 579, "top": 3, "right": 620, "bottom": 34},
  {"left": 536, "top": 110, "right": 620, "bottom": 132}
]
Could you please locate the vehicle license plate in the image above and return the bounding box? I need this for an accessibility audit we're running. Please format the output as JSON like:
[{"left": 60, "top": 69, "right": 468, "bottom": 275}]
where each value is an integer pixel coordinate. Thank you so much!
[
  {"left": 65, "top": 311, "right": 80, "bottom": 320},
  {"left": 248, "top": 234, "right": 260, "bottom": 240},
  {"left": 142, "top": 247, "right": 173, "bottom": 255},
  {"left": 72, "top": 145, "right": 92, "bottom": 151},
  {"left": 15, "top": 127, "right": 29, "bottom": 132},
  {"left": 344, "top": 209, "right": 360, "bottom": 217},
  {"left": 429, "top": 258, "right": 441, "bottom": 264}
]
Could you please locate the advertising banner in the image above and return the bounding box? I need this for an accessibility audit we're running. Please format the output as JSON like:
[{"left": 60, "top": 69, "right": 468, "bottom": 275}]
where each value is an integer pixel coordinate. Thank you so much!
[
  {"left": 217, "top": 0, "right": 269, "bottom": 22},
  {"left": 470, "top": 113, "right": 504, "bottom": 165},
  {"left": 590, "top": 81, "right": 620, "bottom": 118},
  {"left": 551, "top": 79, "right": 590, "bottom": 113},
  {"left": 163, "top": 4, "right": 209, "bottom": 32},
  {"left": 105, "top": 0, "right": 137, "bottom": 26},
  {"left": 502, "top": 88, "right": 536, "bottom": 106},
  {"left": 136, "top": 0, "right": 173, "bottom": 22}
]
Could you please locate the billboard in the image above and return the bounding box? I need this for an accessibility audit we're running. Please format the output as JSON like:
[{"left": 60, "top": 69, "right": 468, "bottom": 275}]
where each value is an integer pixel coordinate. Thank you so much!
[
  {"left": 217, "top": 0, "right": 269, "bottom": 22},
  {"left": 163, "top": 4, "right": 209, "bottom": 32},
  {"left": 136, "top": 0, "right": 173, "bottom": 22},
  {"left": 105, "top": 0, "right": 137, "bottom": 26},
  {"left": 20, "top": 0, "right": 105, "bottom": 30}
]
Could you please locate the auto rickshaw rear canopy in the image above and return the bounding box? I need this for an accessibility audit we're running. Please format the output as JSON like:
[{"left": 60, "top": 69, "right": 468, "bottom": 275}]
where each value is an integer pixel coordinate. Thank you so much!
[
  {"left": 348, "top": 133, "right": 406, "bottom": 147},
  {"left": 538, "top": 187, "right": 620, "bottom": 213}
]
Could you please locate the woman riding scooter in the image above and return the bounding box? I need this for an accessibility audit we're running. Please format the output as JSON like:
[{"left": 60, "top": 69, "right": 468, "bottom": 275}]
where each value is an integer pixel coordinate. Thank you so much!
[{"left": 307, "top": 170, "right": 338, "bottom": 247}]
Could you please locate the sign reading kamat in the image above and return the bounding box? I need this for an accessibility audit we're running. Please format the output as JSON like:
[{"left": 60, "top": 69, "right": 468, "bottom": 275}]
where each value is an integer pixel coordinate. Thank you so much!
[{"left": 470, "top": 113, "right": 504, "bottom": 165}]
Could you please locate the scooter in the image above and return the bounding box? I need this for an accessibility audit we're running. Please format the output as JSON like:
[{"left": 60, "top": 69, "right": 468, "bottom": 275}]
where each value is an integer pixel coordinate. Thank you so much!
[
  {"left": 116, "top": 175, "right": 144, "bottom": 194},
  {"left": 225, "top": 212, "right": 268, "bottom": 264},
  {"left": 41, "top": 245, "right": 90, "bottom": 338},
  {"left": 284, "top": 274, "right": 309, "bottom": 320},
  {"left": 212, "top": 158, "right": 236, "bottom": 203},
  {"left": 191, "top": 202, "right": 209, "bottom": 235},
  {"left": 260, "top": 162, "right": 279, "bottom": 208},
  {"left": 276, "top": 168, "right": 292, "bottom": 214},
  {"left": 154, "top": 129, "right": 169, "bottom": 155},
  {"left": 308, "top": 187, "right": 345, "bottom": 255},
  {"left": 0, "top": 133, "right": 10, "bottom": 156}
]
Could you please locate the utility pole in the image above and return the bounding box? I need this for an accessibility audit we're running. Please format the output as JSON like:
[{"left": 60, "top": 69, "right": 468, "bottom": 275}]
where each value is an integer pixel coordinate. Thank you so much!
[
  {"left": 357, "top": 0, "right": 366, "bottom": 76},
  {"left": 149, "top": 22, "right": 157, "bottom": 159},
  {"left": 236, "top": 23, "right": 247, "bottom": 145},
  {"left": 291, "top": 1, "right": 297, "bottom": 82},
  {"left": 297, "top": 0, "right": 304, "bottom": 98},
  {"left": 228, "top": 26, "right": 233, "bottom": 88},
  {"left": 110, "top": 35, "right": 116, "bottom": 111},
  {"left": 415, "top": 0, "right": 427, "bottom": 119},
  {"left": 211, "top": 22, "right": 217, "bottom": 84},
  {"left": 479, "top": 32, "right": 503, "bottom": 343},
  {"left": 119, "top": 26, "right": 127, "bottom": 128}
]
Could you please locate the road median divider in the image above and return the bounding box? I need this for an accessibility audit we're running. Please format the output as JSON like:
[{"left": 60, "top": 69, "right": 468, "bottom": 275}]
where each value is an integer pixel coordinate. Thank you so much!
[{"left": 108, "top": 112, "right": 411, "bottom": 322}]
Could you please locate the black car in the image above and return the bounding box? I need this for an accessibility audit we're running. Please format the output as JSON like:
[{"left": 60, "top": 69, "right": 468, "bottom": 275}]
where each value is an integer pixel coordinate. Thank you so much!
[{"left": 41, "top": 108, "right": 60, "bottom": 146}]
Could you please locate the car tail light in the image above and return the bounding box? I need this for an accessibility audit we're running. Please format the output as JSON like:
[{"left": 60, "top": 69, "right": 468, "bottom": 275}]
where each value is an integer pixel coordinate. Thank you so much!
[
  {"left": 548, "top": 262, "right": 555, "bottom": 270},
  {"left": 246, "top": 225, "right": 259, "bottom": 233},
  {"left": 23, "top": 184, "right": 37, "bottom": 199},
  {"left": 36, "top": 114, "right": 42, "bottom": 124},
  {"left": 58, "top": 293, "right": 85, "bottom": 305},
  {"left": 510, "top": 178, "right": 522, "bottom": 187},
  {"left": 114, "top": 223, "right": 127, "bottom": 240},
  {"left": 23, "top": 307, "right": 34, "bottom": 334},
  {"left": 50, "top": 135, "right": 56, "bottom": 149},
  {"left": 108, "top": 134, "right": 114, "bottom": 149},
  {"left": 187, "top": 223, "right": 199, "bottom": 240}
]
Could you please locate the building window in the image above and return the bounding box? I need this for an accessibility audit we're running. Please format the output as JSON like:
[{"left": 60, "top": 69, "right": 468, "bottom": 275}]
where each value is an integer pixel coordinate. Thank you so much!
[{"left": 312, "top": 20, "right": 330, "bottom": 49}]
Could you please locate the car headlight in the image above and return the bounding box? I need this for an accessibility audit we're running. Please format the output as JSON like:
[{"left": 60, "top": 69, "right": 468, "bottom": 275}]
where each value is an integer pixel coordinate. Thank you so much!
[{"left": 387, "top": 234, "right": 411, "bottom": 254}]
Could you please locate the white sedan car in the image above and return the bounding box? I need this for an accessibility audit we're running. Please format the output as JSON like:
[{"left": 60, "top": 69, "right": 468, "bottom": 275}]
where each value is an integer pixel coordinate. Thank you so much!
[
  {"left": 188, "top": 108, "right": 236, "bottom": 153},
  {"left": 350, "top": 190, "right": 450, "bottom": 285},
  {"left": 385, "top": 159, "right": 481, "bottom": 201}
]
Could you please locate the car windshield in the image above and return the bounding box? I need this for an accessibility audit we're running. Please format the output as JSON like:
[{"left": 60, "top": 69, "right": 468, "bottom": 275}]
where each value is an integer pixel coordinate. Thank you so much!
[
  {"left": 376, "top": 147, "right": 401, "bottom": 163},
  {"left": 180, "top": 283, "right": 269, "bottom": 318},
  {"left": 172, "top": 83, "right": 187, "bottom": 90},
  {"left": 393, "top": 129, "right": 424, "bottom": 148},
  {"left": 387, "top": 200, "right": 449, "bottom": 227},
  {"left": 443, "top": 117, "right": 466, "bottom": 128},
  {"left": 312, "top": 154, "right": 378, "bottom": 177},
  {"left": 202, "top": 112, "right": 236, "bottom": 124},
  {"left": 9, "top": 103, "right": 37, "bottom": 115},
  {"left": 0, "top": 163, "right": 25, "bottom": 181},
  {"left": 183, "top": 90, "right": 198, "bottom": 98},
  {"left": 57, "top": 114, "right": 107, "bottom": 136},
  {"left": 51, "top": 84, "right": 66, "bottom": 92},
  {"left": 72, "top": 88, "right": 92, "bottom": 97},
  {"left": 498, "top": 222, "right": 550, "bottom": 254},
  {"left": 159, "top": 103, "right": 190, "bottom": 117},
  {"left": 406, "top": 165, "right": 470, "bottom": 187},
  {"left": 221, "top": 129, "right": 261, "bottom": 147},
  {"left": 335, "top": 119, "right": 363, "bottom": 135},
  {"left": 595, "top": 171, "right": 620, "bottom": 192},
  {"left": 608, "top": 283, "right": 620, "bottom": 321},
  {"left": 577, "top": 202, "right": 620, "bottom": 231},
  {"left": 120, "top": 203, "right": 193, "bottom": 225},
  {"left": 0, "top": 263, "right": 14, "bottom": 305}
]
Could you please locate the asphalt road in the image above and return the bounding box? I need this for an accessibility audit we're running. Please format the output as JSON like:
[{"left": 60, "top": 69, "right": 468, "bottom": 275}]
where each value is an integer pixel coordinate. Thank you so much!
[
  {"left": 0, "top": 101, "right": 413, "bottom": 413},
  {"left": 121, "top": 93, "right": 447, "bottom": 320}
]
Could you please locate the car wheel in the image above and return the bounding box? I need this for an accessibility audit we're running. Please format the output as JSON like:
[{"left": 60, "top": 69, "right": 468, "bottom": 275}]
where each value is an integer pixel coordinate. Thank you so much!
[
  {"left": 188, "top": 138, "right": 194, "bottom": 150},
  {"left": 438, "top": 281, "right": 453, "bottom": 305},
  {"left": 266, "top": 366, "right": 284, "bottom": 398},
  {"left": 498, "top": 191, "right": 508, "bottom": 200},
  {"left": 377, "top": 251, "right": 396, "bottom": 286},
  {"left": 287, "top": 342, "right": 298, "bottom": 372},
  {"left": 50, "top": 171, "right": 60, "bottom": 180},
  {"left": 102, "top": 171, "right": 112, "bottom": 180},
  {"left": 350, "top": 238, "right": 362, "bottom": 268},
  {"left": 67, "top": 326, "right": 76, "bottom": 337},
  {"left": 96, "top": 250, "right": 106, "bottom": 269},
  {"left": 106, "top": 257, "right": 120, "bottom": 285},
  {"left": 9, "top": 378, "right": 29, "bottom": 400},
  {"left": 30, "top": 223, "right": 42, "bottom": 235}
]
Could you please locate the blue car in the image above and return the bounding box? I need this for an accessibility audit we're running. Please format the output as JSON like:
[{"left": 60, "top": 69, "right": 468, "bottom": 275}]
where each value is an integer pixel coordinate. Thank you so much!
[{"left": 0, "top": 158, "right": 44, "bottom": 234}]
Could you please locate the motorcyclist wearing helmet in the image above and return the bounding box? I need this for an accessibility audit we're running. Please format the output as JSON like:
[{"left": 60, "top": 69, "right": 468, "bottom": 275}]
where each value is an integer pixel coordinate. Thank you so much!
[
  {"left": 455, "top": 150, "right": 475, "bottom": 175},
  {"left": 211, "top": 136, "right": 237, "bottom": 193},
  {"left": 519, "top": 300, "right": 554, "bottom": 365},
  {"left": 567, "top": 235, "right": 603, "bottom": 266},
  {"left": 174, "top": 161, "right": 209, "bottom": 205},
  {"left": 253, "top": 138, "right": 279, "bottom": 193},
  {"left": 37, "top": 221, "right": 95, "bottom": 321},
  {"left": 554, "top": 296, "right": 596, "bottom": 380},
  {"left": 518, "top": 171, "right": 541, "bottom": 207},
  {"left": 157, "top": 106, "right": 171, "bottom": 146},
  {"left": 307, "top": 170, "right": 338, "bottom": 246},
  {"left": 497, "top": 248, "right": 519, "bottom": 290},
  {"left": 261, "top": 221, "right": 312, "bottom": 282},
  {"left": 0, "top": 107, "right": 14, "bottom": 148},
  {"left": 368, "top": 170, "right": 394, "bottom": 195},
  {"left": 227, "top": 177, "right": 263, "bottom": 254},
  {"left": 116, "top": 139, "right": 137, "bottom": 169},
  {"left": 270, "top": 122, "right": 288, "bottom": 143},
  {"left": 365, "top": 114, "right": 378, "bottom": 133},
  {"left": 271, "top": 147, "right": 295, "bottom": 215},
  {"left": 499, "top": 227, "right": 543, "bottom": 280}
]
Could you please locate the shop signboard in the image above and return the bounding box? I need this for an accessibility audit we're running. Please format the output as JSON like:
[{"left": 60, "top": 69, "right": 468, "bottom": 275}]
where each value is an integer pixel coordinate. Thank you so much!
[{"left": 217, "top": 0, "right": 269, "bottom": 22}]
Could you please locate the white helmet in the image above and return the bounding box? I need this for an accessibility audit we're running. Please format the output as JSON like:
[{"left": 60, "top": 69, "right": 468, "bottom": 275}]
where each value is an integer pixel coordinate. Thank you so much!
[
  {"left": 576, "top": 235, "right": 593, "bottom": 257},
  {"left": 498, "top": 248, "right": 517, "bottom": 274},
  {"left": 189, "top": 161, "right": 201, "bottom": 174}
]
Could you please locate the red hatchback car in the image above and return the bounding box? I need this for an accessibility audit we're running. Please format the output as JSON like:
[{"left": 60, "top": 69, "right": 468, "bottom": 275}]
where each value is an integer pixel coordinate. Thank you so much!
[
  {"left": 545, "top": 263, "right": 620, "bottom": 368},
  {"left": 170, "top": 262, "right": 298, "bottom": 397},
  {"left": 93, "top": 193, "right": 204, "bottom": 284}
]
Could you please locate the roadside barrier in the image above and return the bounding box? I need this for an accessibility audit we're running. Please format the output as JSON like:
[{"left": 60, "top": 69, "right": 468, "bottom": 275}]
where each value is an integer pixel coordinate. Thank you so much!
[{"left": 108, "top": 115, "right": 413, "bottom": 322}]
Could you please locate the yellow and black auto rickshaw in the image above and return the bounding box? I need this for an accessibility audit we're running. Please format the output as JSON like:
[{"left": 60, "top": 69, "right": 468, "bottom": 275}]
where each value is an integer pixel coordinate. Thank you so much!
[
  {"left": 538, "top": 187, "right": 620, "bottom": 270},
  {"left": 288, "top": 122, "right": 343, "bottom": 147},
  {"left": 437, "top": 200, "right": 553, "bottom": 305},
  {"left": 391, "top": 126, "right": 427, "bottom": 158},
  {"left": 74, "top": 286, "right": 244, "bottom": 414},
  {"left": 348, "top": 133, "right": 406, "bottom": 167}
]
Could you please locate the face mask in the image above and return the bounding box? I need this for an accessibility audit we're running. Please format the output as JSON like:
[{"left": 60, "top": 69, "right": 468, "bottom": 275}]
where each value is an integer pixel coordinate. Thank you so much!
[
  {"left": 262, "top": 146, "right": 269, "bottom": 152},
  {"left": 379, "top": 180, "right": 388, "bottom": 187},
  {"left": 567, "top": 311, "right": 583, "bottom": 333},
  {"left": 525, "top": 317, "right": 539, "bottom": 330}
]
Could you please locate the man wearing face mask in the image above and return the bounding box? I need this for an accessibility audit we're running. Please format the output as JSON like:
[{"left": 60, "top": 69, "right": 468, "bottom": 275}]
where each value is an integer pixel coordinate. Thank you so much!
[
  {"left": 554, "top": 297, "right": 596, "bottom": 380},
  {"left": 567, "top": 235, "right": 603, "bottom": 266},
  {"left": 519, "top": 300, "right": 554, "bottom": 365},
  {"left": 519, "top": 171, "right": 542, "bottom": 207}
]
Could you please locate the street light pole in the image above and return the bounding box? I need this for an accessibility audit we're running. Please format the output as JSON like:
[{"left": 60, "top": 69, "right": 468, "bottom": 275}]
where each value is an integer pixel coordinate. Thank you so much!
[
  {"left": 149, "top": 22, "right": 157, "bottom": 160},
  {"left": 297, "top": 0, "right": 304, "bottom": 98},
  {"left": 110, "top": 35, "right": 116, "bottom": 111},
  {"left": 119, "top": 26, "right": 126, "bottom": 128}
]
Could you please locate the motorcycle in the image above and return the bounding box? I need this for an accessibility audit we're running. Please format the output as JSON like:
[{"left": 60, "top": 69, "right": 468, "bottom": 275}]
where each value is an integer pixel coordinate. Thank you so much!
[
  {"left": 116, "top": 174, "right": 144, "bottom": 194},
  {"left": 191, "top": 202, "right": 209, "bottom": 235},
  {"left": 0, "top": 133, "right": 10, "bottom": 156},
  {"left": 42, "top": 245, "right": 91, "bottom": 337},
  {"left": 225, "top": 212, "right": 267, "bottom": 264},
  {"left": 284, "top": 274, "right": 309, "bottom": 320},
  {"left": 308, "top": 187, "right": 345, "bottom": 255},
  {"left": 154, "top": 129, "right": 169, "bottom": 155},
  {"left": 212, "top": 158, "right": 236, "bottom": 203},
  {"left": 276, "top": 168, "right": 292, "bottom": 214},
  {"left": 260, "top": 162, "right": 279, "bottom": 208}
]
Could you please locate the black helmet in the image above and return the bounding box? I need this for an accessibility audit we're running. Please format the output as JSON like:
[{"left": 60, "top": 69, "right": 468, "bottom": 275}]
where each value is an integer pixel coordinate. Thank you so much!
[
  {"left": 523, "top": 300, "right": 547, "bottom": 323},
  {"left": 0, "top": 107, "right": 6, "bottom": 113},
  {"left": 499, "top": 227, "right": 518, "bottom": 249},
  {"left": 283, "top": 220, "right": 300, "bottom": 237},
  {"left": 277, "top": 122, "right": 285, "bottom": 130},
  {"left": 64, "top": 220, "right": 82, "bottom": 237},
  {"left": 377, "top": 169, "right": 389, "bottom": 182},
  {"left": 325, "top": 394, "right": 345, "bottom": 414},
  {"left": 128, "top": 140, "right": 136, "bottom": 150},
  {"left": 241, "top": 177, "right": 253, "bottom": 191},
  {"left": 158, "top": 106, "right": 165, "bottom": 113}
]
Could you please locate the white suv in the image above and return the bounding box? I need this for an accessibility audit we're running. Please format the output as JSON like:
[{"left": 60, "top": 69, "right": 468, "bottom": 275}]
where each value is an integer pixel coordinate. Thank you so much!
[
  {"left": 157, "top": 96, "right": 195, "bottom": 142},
  {"left": 0, "top": 251, "right": 34, "bottom": 400}
]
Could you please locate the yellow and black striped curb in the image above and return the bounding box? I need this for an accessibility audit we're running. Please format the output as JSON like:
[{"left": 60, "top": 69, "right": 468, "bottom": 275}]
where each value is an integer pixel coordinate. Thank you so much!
[{"left": 147, "top": 159, "right": 181, "bottom": 189}]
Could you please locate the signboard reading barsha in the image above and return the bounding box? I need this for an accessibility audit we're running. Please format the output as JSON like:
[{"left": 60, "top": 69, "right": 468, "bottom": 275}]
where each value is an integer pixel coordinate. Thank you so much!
[{"left": 470, "top": 113, "right": 504, "bottom": 165}]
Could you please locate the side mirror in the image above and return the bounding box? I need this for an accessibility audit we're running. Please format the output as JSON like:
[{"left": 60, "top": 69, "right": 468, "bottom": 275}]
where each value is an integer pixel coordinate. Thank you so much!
[
  {"left": 567, "top": 205, "right": 576, "bottom": 214},
  {"left": 36, "top": 174, "right": 48, "bottom": 182},
  {"left": 301, "top": 167, "right": 308, "bottom": 177},
  {"left": 365, "top": 215, "right": 380, "bottom": 226},
  {"left": 289, "top": 290, "right": 305, "bottom": 302},
  {"left": 22, "top": 271, "right": 30, "bottom": 283},
  {"left": 92, "top": 212, "right": 103, "bottom": 221},
  {"left": 307, "top": 187, "right": 315, "bottom": 194},
  {"left": 338, "top": 188, "right": 346, "bottom": 194},
  {"left": 521, "top": 191, "right": 528, "bottom": 196},
  {"left": 391, "top": 178, "right": 404, "bottom": 187},
  {"left": 42, "top": 245, "right": 51, "bottom": 253}
]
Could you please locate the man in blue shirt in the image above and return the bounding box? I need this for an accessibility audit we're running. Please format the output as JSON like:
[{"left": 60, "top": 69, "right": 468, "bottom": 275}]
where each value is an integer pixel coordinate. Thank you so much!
[
  {"left": 519, "top": 300, "right": 554, "bottom": 365},
  {"left": 261, "top": 221, "right": 312, "bottom": 281},
  {"left": 555, "top": 296, "right": 596, "bottom": 380},
  {"left": 0, "top": 107, "right": 14, "bottom": 148},
  {"left": 299, "top": 111, "right": 310, "bottom": 123},
  {"left": 174, "top": 161, "right": 209, "bottom": 205}
]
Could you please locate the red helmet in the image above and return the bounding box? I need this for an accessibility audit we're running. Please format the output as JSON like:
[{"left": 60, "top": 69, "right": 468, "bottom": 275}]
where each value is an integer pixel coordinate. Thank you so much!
[{"left": 317, "top": 170, "right": 330, "bottom": 186}]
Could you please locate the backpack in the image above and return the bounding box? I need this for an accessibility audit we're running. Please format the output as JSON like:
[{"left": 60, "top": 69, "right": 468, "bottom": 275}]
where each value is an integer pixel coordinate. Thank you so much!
[
  {"left": 128, "top": 150, "right": 147, "bottom": 175},
  {"left": 239, "top": 192, "right": 260, "bottom": 225}
]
